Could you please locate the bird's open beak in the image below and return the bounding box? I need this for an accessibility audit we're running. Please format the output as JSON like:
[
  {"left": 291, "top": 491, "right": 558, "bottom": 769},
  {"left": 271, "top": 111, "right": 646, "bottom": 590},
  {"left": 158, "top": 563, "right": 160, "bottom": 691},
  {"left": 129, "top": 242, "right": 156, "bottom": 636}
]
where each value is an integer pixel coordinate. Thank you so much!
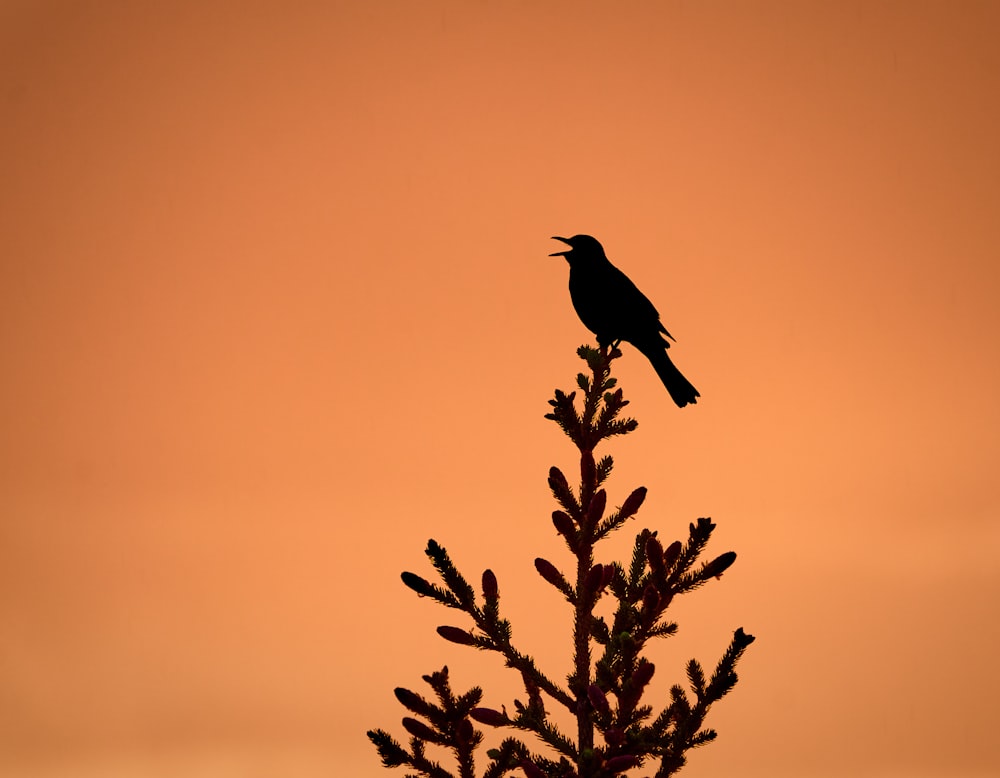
[{"left": 549, "top": 236, "right": 571, "bottom": 257}]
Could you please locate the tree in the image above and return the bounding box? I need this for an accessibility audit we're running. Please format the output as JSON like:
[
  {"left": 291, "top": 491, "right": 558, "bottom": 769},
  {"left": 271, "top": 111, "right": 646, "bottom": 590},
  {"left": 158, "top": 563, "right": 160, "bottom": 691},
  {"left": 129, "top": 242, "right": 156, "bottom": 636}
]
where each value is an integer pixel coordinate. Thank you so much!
[{"left": 368, "top": 345, "right": 755, "bottom": 778}]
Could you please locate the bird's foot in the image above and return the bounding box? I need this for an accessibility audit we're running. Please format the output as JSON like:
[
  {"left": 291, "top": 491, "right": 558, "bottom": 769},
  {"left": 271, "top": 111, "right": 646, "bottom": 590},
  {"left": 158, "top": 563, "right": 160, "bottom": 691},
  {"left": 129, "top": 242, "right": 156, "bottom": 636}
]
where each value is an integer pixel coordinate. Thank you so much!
[{"left": 598, "top": 339, "right": 624, "bottom": 360}]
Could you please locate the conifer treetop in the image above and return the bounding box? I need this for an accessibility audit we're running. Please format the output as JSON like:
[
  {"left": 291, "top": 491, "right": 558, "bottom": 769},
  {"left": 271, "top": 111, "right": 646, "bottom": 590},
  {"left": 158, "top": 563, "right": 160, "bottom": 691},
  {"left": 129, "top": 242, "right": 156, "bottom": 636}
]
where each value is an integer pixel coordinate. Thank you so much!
[{"left": 368, "top": 344, "right": 755, "bottom": 778}]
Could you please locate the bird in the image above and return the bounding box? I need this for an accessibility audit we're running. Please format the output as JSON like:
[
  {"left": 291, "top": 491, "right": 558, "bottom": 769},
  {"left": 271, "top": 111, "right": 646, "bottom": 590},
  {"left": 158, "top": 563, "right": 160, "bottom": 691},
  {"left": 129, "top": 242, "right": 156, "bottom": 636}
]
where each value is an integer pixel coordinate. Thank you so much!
[{"left": 550, "top": 234, "right": 700, "bottom": 408}]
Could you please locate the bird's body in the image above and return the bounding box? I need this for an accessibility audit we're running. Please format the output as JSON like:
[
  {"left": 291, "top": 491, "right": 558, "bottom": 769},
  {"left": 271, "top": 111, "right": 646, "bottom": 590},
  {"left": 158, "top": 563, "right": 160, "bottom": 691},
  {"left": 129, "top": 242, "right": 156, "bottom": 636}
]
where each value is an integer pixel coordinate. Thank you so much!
[{"left": 551, "top": 234, "right": 700, "bottom": 408}]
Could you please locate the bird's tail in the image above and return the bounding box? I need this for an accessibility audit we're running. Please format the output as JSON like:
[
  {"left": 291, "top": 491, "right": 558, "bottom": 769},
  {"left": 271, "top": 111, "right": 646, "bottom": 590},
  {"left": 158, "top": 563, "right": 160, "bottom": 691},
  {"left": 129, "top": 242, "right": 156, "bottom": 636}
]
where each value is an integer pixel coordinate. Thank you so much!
[{"left": 636, "top": 340, "right": 700, "bottom": 408}]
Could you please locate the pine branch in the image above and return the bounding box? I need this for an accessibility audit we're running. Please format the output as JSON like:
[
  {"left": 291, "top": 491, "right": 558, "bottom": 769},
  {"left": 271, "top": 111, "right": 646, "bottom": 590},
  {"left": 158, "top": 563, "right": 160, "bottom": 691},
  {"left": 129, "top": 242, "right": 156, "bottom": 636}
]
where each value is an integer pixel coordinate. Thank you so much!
[{"left": 371, "top": 343, "right": 755, "bottom": 778}]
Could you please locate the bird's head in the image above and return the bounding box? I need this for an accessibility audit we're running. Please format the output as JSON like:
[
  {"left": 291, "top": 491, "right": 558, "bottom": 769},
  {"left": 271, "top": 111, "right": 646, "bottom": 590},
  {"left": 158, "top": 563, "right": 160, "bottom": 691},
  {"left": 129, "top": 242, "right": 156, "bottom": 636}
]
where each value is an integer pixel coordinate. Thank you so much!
[{"left": 549, "top": 234, "right": 606, "bottom": 261}]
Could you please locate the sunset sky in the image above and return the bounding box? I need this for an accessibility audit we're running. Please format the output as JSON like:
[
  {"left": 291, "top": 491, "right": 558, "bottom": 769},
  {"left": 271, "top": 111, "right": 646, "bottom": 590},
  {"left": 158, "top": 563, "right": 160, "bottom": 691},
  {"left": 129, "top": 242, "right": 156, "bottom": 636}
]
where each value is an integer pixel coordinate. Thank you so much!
[{"left": 2, "top": 2, "right": 999, "bottom": 777}]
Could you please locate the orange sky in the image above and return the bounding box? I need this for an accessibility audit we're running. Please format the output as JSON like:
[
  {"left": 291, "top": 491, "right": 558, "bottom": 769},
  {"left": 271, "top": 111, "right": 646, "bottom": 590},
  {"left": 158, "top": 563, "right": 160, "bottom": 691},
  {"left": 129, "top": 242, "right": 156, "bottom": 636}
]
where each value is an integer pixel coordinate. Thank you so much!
[{"left": 2, "top": 2, "right": 999, "bottom": 776}]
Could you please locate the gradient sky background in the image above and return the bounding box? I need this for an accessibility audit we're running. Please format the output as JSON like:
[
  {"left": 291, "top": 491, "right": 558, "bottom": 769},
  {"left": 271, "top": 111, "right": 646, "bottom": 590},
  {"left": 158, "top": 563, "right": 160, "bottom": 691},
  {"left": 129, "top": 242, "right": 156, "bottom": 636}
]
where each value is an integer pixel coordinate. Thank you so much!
[{"left": 2, "top": 2, "right": 999, "bottom": 777}]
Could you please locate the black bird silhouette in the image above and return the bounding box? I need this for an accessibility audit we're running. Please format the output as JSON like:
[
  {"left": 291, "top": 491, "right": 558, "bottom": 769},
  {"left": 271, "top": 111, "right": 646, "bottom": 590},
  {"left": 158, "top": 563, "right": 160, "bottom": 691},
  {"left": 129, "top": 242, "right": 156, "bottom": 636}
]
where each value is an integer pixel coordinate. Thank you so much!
[{"left": 550, "top": 234, "right": 700, "bottom": 408}]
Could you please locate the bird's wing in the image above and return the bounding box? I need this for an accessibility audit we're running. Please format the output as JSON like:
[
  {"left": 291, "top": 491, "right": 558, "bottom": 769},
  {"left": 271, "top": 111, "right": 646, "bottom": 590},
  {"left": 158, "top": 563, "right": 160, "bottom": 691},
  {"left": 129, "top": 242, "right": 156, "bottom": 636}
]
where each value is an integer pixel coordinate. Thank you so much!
[{"left": 605, "top": 264, "right": 678, "bottom": 344}]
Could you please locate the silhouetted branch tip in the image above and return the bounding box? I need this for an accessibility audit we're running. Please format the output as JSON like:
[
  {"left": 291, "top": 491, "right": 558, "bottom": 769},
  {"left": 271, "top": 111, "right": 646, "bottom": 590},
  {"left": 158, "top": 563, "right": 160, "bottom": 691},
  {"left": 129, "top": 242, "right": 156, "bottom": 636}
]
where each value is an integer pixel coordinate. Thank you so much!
[{"left": 370, "top": 342, "right": 753, "bottom": 777}]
